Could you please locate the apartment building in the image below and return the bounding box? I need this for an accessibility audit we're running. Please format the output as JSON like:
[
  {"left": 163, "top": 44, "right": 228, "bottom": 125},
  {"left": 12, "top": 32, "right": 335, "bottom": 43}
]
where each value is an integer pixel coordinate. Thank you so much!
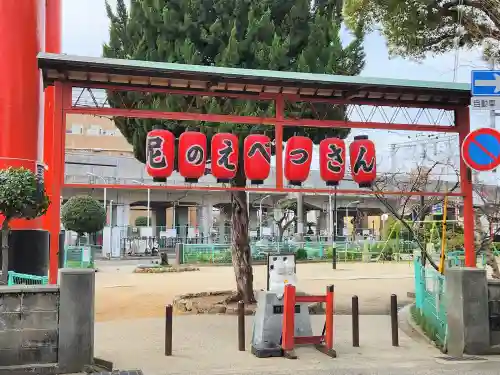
[{"left": 65, "top": 114, "right": 133, "bottom": 156}]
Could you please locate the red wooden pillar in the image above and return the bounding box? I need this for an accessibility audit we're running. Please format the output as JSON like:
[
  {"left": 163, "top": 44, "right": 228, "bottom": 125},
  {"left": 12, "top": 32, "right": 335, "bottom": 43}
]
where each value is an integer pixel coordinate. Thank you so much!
[
  {"left": 275, "top": 95, "right": 285, "bottom": 189},
  {"left": 325, "top": 285, "right": 334, "bottom": 350},
  {"left": 46, "top": 81, "right": 68, "bottom": 284},
  {"left": 457, "top": 107, "right": 476, "bottom": 267},
  {"left": 281, "top": 284, "right": 296, "bottom": 352},
  {"left": 42, "top": 0, "right": 62, "bottom": 284},
  {"left": 0, "top": 0, "right": 45, "bottom": 228}
]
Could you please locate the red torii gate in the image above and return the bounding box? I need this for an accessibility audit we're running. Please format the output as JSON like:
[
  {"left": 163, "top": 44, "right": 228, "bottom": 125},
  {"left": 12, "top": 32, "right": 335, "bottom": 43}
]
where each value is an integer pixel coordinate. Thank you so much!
[{"left": 36, "top": 53, "right": 475, "bottom": 283}]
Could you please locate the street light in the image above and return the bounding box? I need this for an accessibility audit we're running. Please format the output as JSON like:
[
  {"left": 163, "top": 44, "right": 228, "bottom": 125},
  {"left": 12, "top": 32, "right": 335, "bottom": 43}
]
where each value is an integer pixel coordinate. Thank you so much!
[
  {"left": 258, "top": 195, "right": 271, "bottom": 239},
  {"left": 132, "top": 180, "right": 151, "bottom": 227},
  {"left": 86, "top": 172, "right": 106, "bottom": 210}
]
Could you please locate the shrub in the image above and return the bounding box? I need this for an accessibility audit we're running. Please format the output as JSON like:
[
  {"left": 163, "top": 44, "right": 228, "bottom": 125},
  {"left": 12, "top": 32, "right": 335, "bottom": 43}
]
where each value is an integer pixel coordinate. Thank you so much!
[
  {"left": 61, "top": 196, "right": 106, "bottom": 236},
  {"left": 296, "top": 248, "right": 308, "bottom": 260},
  {"left": 0, "top": 167, "right": 50, "bottom": 284}
]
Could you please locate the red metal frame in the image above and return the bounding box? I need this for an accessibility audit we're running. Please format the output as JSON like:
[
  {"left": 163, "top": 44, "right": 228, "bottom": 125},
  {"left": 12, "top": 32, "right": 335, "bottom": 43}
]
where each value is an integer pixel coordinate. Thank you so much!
[
  {"left": 62, "top": 183, "right": 463, "bottom": 197},
  {"left": 45, "top": 80, "right": 475, "bottom": 283},
  {"left": 281, "top": 284, "right": 335, "bottom": 356}
]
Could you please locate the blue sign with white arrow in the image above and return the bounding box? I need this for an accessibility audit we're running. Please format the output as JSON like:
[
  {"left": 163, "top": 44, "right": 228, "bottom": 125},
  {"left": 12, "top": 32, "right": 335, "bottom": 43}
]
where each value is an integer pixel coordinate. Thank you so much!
[{"left": 471, "top": 70, "right": 500, "bottom": 96}]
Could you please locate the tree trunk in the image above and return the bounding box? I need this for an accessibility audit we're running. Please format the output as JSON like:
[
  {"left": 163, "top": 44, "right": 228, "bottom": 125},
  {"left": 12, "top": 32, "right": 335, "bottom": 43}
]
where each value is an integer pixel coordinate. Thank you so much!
[
  {"left": 475, "top": 214, "right": 500, "bottom": 278},
  {"left": 278, "top": 226, "right": 284, "bottom": 242},
  {"left": 231, "top": 168, "right": 255, "bottom": 303},
  {"left": 485, "top": 245, "right": 500, "bottom": 279},
  {"left": 1, "top": 219, "right": 10, "bottom": 285}
]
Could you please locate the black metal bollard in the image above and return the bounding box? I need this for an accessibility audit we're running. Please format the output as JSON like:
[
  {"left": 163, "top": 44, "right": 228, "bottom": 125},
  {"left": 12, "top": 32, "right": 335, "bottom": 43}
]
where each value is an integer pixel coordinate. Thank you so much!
[
  {"left": 390, "top": 294, "right": 399, "bottom": 347},
  {"left": 352, "top": 295, "right": 359, "bottom": 347},
  {"left": 165, "top": 304, "right": 173, "bottom": 356},
  {"left": 238, "top": 300, "right": 245, "bottom": 351}
]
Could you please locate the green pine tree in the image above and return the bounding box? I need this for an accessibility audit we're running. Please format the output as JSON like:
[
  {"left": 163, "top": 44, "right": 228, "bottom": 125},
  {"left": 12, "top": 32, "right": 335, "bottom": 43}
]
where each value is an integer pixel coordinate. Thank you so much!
[{"left": 104, "top": 0, "right": 365, "bottom": 303}]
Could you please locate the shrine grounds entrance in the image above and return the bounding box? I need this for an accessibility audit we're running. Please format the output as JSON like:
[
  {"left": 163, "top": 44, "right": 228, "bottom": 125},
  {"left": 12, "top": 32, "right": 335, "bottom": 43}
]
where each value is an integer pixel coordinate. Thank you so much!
[{"left": 37, "top": 52, "right": 473, "bottom": 283}]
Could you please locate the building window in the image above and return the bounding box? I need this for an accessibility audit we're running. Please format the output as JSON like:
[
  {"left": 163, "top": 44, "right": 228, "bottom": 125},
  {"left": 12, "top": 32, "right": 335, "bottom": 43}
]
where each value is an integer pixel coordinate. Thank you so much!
[
  {"left": 87, "top": 125, "right": 102, "bottom": 136},
  {"left": 70, "top": 124, "right": 83, "bottom": 134}
]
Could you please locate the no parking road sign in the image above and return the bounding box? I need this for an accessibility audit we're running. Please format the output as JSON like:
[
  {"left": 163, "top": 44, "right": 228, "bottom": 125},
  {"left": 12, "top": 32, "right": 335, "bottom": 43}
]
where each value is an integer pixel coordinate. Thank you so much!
[{"left": 462, "top": 128, "right": 500, "bottom": 172}]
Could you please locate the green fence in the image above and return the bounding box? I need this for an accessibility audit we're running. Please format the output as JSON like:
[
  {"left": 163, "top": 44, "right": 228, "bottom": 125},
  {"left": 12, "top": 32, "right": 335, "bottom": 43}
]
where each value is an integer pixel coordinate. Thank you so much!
[
  {"left": 181, "top": 240, "right": 418, "bottom": 264},
  {"left": 7, "top": 271, "right": 49, "bottom": 286},
  {"left": 63, "top": 246, "right": 95, "bottom": 268},
  {"left": 446, "top": 250, "right": 487, "bottom": 268},
  {"left": 413, "top": 255, "right": 447, "bottom": 350}
]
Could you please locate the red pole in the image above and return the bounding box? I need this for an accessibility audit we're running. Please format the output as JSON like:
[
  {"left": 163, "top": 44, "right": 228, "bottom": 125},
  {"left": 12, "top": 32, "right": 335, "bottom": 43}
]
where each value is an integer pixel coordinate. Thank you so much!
[
  {"left": 43, "top": 0, "right": 62, "bottom": 284},
  {"left": 275, "top": 95, "right": 284, "bottom": 189},
  {"left": 325, "top": 285, "right": 334, "bottom": 350},
  {"left": 281, "top": 284, "right": 296, "bottom": 352},
  {"left": 0, "top": 0, "right": 45, "bottom": 229},
  {"left": 457, "top": 107, "right": 475, "bottom": 267}
]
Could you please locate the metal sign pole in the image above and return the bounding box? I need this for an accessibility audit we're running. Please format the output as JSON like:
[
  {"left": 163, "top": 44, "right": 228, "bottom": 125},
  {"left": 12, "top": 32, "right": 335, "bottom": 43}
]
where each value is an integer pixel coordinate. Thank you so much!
[{"left": 332, "top": 186, "right": 338, "bottom": 270}]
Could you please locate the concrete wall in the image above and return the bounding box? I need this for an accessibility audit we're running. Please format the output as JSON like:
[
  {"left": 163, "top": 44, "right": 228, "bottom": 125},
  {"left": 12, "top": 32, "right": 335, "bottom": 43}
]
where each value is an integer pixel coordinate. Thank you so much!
[
  {"left": 0, "top": 286, "right": 59, "bottom": 366},
  {"left": 0, "top": 269, "right": 95, "bottom": 374},
  {"left": 445, "top": 268, "right": 500, "bottom": 356},
  {"left": 487, "top": 280, "right": 500, "bottom": 346}
]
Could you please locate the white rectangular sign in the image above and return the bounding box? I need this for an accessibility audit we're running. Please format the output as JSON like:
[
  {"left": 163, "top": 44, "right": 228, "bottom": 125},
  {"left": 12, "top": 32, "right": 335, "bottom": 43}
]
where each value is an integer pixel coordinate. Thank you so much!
[{"left": 471, "top": 96, "right": 500, "bottom": 110}]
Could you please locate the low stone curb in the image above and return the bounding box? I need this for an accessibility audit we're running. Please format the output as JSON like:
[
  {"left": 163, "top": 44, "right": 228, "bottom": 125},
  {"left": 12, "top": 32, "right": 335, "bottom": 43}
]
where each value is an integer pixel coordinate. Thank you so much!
[
  {"left": 133, "top": 266, "right": 200, "bottom": 274},
  {"left": 398, "top": 303, "right": 442, "bottom": 350},
  {"left": 172, "top": 290, "right": 325, "bottom": 315}
]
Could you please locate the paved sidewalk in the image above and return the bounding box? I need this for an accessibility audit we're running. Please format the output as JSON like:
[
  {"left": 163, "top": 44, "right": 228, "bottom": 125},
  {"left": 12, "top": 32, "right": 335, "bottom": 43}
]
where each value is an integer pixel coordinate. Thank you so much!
[{"left": 93, "top": 314, "right": 495, "bottom": 375}]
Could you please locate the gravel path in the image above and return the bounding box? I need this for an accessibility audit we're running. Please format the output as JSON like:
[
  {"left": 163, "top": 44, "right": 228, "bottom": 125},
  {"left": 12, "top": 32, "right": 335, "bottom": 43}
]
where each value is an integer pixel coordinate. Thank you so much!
[{"left": 94, "top": 261, "right": 416, "bottom": 321}]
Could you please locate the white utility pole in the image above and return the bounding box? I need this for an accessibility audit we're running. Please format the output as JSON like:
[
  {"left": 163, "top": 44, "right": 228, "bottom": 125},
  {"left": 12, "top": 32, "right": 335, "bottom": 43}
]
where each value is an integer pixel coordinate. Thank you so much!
[{"left": 490, "top": 59, "right": 498, "bottom": 130}]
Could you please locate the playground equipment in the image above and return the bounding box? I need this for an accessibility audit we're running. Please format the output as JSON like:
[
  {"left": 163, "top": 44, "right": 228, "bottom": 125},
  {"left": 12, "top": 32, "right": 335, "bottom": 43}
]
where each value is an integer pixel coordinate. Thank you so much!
[
  {"left": 251, "top": 253, "right": 335, "bottom": 358},
  {"left": 439, "top": 196, "right": 449, "bottom": 274}
]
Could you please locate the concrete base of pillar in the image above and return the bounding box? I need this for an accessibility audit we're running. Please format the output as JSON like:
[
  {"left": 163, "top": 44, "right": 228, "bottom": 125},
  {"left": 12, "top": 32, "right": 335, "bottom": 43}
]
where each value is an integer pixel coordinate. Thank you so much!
[{"left": 446, "top": 268, "right": 490, "bottom": 356}]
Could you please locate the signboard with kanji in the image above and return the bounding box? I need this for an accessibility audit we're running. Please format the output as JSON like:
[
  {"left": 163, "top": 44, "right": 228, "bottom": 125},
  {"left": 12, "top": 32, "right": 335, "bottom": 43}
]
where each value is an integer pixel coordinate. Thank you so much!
[{"left": 471, "top": 97, "right": 500, "bottom": 111}]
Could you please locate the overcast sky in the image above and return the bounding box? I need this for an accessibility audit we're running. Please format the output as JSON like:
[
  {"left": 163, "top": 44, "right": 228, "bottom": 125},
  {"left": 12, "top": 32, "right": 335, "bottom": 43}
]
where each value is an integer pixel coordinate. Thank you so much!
[{"left": 60, "top": 0, "right": 496, "bottom": 180}]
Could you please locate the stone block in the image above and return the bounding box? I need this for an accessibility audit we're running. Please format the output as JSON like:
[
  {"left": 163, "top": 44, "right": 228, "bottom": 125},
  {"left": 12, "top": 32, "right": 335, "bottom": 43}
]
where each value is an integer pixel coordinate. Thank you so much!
[
  {"left": 22, "top": 292, "right": 59, "bottom": 312},
  {"left": 19, "top": 346, "right": 57, "bottom": 364},
  {"left": 58, "top": 268, "right": 95, "bottom": 373},
  {"left": 21, "top": 329, "right": 58, "bottom": 349},
  {"left": 0, "top": 312, "right": 22, "bottom": 330},
  {"left": 22, "top": 311, "right": 58, "bottom": 330},
  {"left": 0, "top": 349, "right": 20, "bottom": 366},
  {"left": 0, "top": 331, "right": 22, "bottom": 350},
  {"left": 251, "top": 290, "right": 313, "bottom": 357},
  {"left": 0, "top": 294, "right": 21, "bottom": 313},
  {"left": 446, "top": 268, "right": 490, "bottom": 356}
]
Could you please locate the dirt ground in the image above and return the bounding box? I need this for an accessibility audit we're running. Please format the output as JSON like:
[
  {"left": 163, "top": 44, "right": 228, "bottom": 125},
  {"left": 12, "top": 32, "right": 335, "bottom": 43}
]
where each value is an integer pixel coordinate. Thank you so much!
[{"left": 94, "top": 260, "right": 416, "bottom": 322}]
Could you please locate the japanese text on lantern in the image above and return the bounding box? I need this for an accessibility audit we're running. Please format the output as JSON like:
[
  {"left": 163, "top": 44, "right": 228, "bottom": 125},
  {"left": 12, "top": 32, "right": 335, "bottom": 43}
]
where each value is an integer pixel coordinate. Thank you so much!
[
  {"left": 244, "top": 134, "right": 271, "bottom": 185},
  {"left": 145, "top": 129, "right": 175, "bottom": 179},
  {"left": 349, "top": 135, "right": 376, "bottom": 188},
  {"left": 284, "top": 136, "right": 313, "bottom": 186},
  {"left": 211, "top": 133, "right": 239, "bottom": 183},
  {"left": 319, "top": 138, "right": 346, "bottom": 186},
  {"left": 178, "top": 131, "right": 207, "bottom": 183},
  {"left": 144, "top": 130, "right": 376, "bottom": 187}
]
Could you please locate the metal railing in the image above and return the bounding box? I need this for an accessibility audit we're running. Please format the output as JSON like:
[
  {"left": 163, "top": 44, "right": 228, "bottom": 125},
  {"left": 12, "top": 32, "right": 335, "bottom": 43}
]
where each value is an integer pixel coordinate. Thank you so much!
[
  {"left": 413, "top": 255, "right": 447, "bottom": 350},
  {"left": 7, "top": 271, "right": 49, "bottom": 286},
  {"left": 180, "top": 239, "right": 419, "bottom": 264}
]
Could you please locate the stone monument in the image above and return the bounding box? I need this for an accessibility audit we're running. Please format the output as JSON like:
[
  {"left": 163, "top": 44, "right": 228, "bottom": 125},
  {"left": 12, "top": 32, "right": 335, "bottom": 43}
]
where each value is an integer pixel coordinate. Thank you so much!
[{"left": 251, "top": 253, "right": 313, "bottom": 357}]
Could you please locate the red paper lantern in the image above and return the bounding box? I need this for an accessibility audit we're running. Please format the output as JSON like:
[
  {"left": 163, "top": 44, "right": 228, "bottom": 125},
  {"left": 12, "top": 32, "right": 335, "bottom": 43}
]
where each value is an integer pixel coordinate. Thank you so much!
[
  {"left": 145, "top": 128, "right": 175, "bottom": 181},
  {"left": 319, "top": 138, "right": 346, "bottom": 186},
  {"left": 349, "top": 135, "right": 376, "bottom": 188},
  {"left": 244, "top": 134, "right": 271, "bottom": 184},
  {"left": 284, "top": 136, "right": 313, "bottom": 186},
  {"left": 211, "top": 133, "right": 239, "bottom": 183},
  {"left": 178, "top": 131, "right": 207, "bottom": 183}
]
